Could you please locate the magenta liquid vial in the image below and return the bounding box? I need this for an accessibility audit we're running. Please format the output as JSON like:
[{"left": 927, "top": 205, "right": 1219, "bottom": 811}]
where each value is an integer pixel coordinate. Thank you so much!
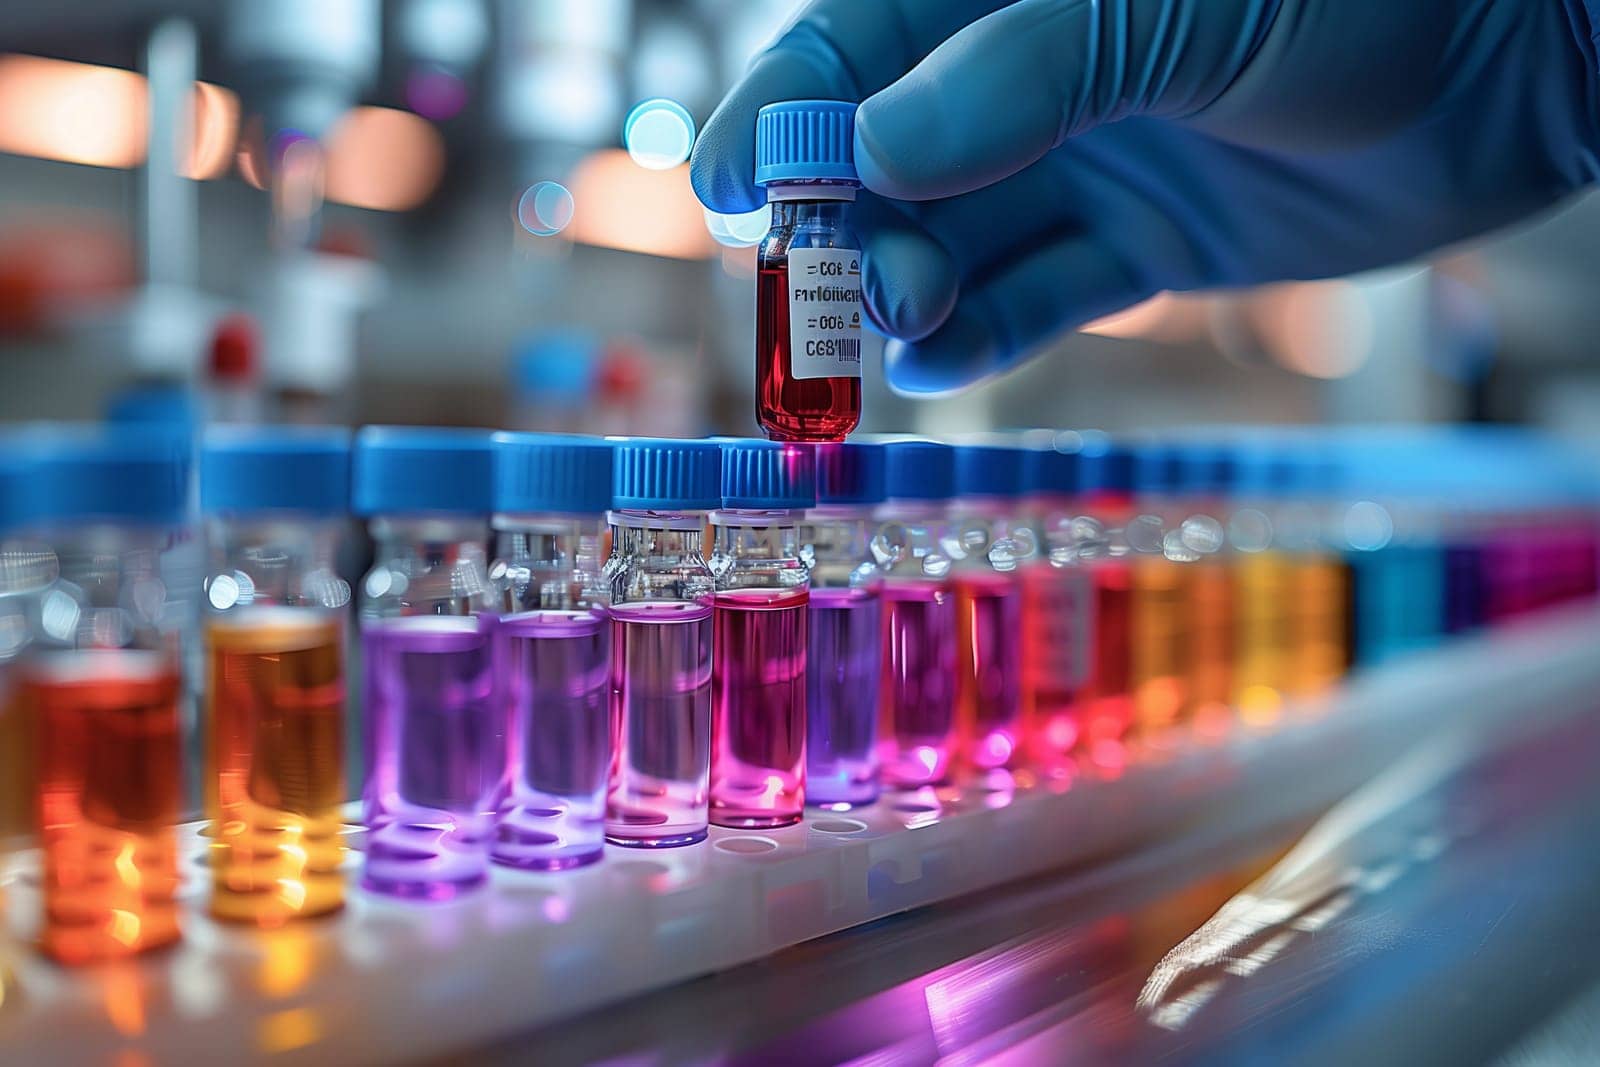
[
  {"left": 949, "top": 445, "right": 1032, "bottom": 773},
  {"left": 875, "top": 440, "right": 958, "bottom": 789},
  {"left": 753, "top": 100, "right": 864, "bottom": 443},
  {"left": 709, "top": 440, "right": 816, "bottom": 828},
  {"left": 354, "top": 427, "right": 501, "bottom": 901},
  {"left": 606, "top": 438, "right": 720, "bottom": 848},
  {"left": 801, "top": 442, "right": 887, "bottom": 809},
  {"left": 489, "top": 433, "right": 614, "bottom": 871}
]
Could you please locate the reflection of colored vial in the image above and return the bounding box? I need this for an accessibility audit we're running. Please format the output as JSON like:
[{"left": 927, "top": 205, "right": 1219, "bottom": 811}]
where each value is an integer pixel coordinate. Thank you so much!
[
  {"left": 950, "top": 446, "right": 1029, "bottom": 771},
  {"left": 17, "top": 428, "right": 191, "bottom": 963},
  {"left": 607, "top": 439, "right": 720, "bottom": 847},
  {"left": 200, "top": 427, "right": 351, "bottom": 925},
  {"left": 1018, "top": 443, "right": 1092, "bottom": 760},
  {"left": 877, "top": 441, "right": 958, "bottom": 788},
  {"left": 753, "top": 100, "right": 863, "bottom": 443},
  {"left": 711, "top": 441, "right": 815, "bottom": 828},
  {"left": 355, "top": 428, "right": 501, "bottom": 901},
  {"left": 490, "top": 433, "right": 615, "bottom": 871},
  {"left": 802, "top": 443, "right": 886, "bottom": 809}
]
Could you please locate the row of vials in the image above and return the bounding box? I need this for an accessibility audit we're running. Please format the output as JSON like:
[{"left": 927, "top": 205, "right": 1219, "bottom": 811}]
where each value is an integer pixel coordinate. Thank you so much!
[{"left": 0, "top": 424, "right": 1595, "bottom": 964}]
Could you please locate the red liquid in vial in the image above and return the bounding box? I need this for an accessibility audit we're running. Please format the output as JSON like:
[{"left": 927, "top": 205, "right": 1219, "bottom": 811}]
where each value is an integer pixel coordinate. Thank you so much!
[
  {"left": 756, "top": 264, "right": 861, "bottom": 442},
  {"left": 1078, "top": 559, "right": 1134, "bottom": 766}
]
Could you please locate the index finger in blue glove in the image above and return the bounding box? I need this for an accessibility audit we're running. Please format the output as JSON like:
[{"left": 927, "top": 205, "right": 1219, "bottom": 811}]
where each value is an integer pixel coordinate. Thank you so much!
[{"left": 690, "top": 0, "right": 1017, "bottom": 214}]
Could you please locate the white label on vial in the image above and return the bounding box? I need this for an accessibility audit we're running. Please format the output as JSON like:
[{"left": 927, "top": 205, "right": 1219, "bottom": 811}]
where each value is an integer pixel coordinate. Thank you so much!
[{"left": 787, "top": 248, "right": 863, "bottom": 380}]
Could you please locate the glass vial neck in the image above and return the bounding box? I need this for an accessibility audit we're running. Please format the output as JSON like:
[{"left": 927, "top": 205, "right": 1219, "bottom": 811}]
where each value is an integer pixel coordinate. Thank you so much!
[
  {"left": 492, "top": 513, "right": 608, "bottom": 613},
  {"left": 766, "top": 181, "right": 857, "bottom": 203}
]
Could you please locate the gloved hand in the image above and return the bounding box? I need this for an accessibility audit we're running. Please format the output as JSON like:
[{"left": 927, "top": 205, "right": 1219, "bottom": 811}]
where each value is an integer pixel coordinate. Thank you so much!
[{"left": 691, "top": 0, "right": 1600, "bottom": 395}]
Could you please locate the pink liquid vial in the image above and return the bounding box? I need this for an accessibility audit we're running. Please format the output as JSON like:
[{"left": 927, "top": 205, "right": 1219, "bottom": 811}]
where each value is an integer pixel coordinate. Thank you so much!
[
  {"left": 608, "top": 601, "right": 714, "bottom": 846},
  {"left": 954, "top": 571, "right": 1023, "bottom": 771},
  {"left": 712, "top": 588, "right": 809, "bottom": 826},
  {"left": 495, "top": 610, "right": 610, "bottom": 870},
  {"left": 362, "top": 615, "right": 500, "bottom": 900},
  {"left": 806, "top": 586, "right": 882, "bottom": 808},
  {"left": 879, "top": 578, "right": 958, "bottom": 787}
]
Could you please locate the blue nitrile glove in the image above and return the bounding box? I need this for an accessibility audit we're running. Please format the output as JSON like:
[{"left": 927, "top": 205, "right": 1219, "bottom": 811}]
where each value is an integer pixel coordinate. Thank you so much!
[{"left": 692, "top": 0, "right": 1600, "bottom": 395}]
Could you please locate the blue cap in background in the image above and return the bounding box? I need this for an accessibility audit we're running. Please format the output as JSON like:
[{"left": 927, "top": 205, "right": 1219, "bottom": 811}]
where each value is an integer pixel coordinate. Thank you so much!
[
  {"left": 1231, "top": 442, "right": 1298, "bottom": 499},
  {"left": 884, "top": 440, "right": 955, "bottom": 501},
  {"left": 611, "top": 437, "right": 721, "bottom": 511},
  {"left": 1132, "top": 443, "right": 1183, "bottom": 495},
  {"left": 10, "top": 424, "right": 190, "bottom": 527},
  {"left": 200, "top": 426, "right": 351, "bottom": 516},
  {"left": 493, "top": 432, "right": 614, "bottom": 515},
  {"left": 954, "top": 444, "right": 1026, "bottom": 498},
  {"left": 1177, "top": 445, "right": 1236, "bottom": 497},
  {"left": 719, "top": 439, "right": 817, "bottom": 510},
  {"left": 755, "top": 100, "right": 858, "bottom": 187},
  {"left": 1080, "top": 439, "right": 1135, "bottom": 494},
  {"left": 812, "top": 442, "right": 886, "bottom": 506},
  {"left": 352, "top": 426, "right": 495, "bottom": 516},
  {"left": 1023, "top": 445, "right": 1084, "bottom": 497}
]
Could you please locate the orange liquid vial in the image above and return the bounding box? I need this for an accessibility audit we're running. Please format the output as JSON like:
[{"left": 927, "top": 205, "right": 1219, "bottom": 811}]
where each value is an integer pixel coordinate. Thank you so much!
[
  {"left": 1183, "top": 558, "right": 1235, "bottom": 738},
  {"left": 206, "top": 609, "right": 346, "bottom": 924},
  {"left": 1233, "top": 551, "right": 1293, "bottom": 727},
  {"left": 30, "top": 649, "right": 182, "bottom": 964},
  {"left": 1130, "top": 557, "right": 1187, "bottom": 742},
  {"left": 1287, "top": 554, "right": 1350, "bottom": 698}
]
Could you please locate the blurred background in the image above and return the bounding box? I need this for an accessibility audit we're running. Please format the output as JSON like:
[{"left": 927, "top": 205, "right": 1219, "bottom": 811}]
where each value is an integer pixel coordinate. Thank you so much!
[{"left": 1, "top": 0, "right": 1598, "bottom": 439}]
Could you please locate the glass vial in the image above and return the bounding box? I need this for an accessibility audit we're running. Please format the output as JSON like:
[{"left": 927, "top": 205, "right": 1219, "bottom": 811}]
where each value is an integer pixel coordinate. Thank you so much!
[
  {"left": 17, "top": 428, "right": 190, "bottom": 964},
  {"left": 753, "top": 100, "right": 863, "bottom": 443},
  {"left": 489, "top": 433, "right": 614, "bottom": 872},
  {"left": 200, "top": 427, "right": 351, "bottom": 925},
  {"left": 354, "top": 428, "right": 500, "bottom": 901},
  {"left": 874, "top": 441, "right": 958, "bottom": 788},
  {"left": 801, "top": 442, "right": 886, "bottom": 809},
  {"left": 710, "top": 441, "right": 815, "bottom": 828},
  {"left": 1173, "top": 446, "right": 1236, "bottom": 740},
  {"left": 949, "top": 446, "right": 1032, "bottom": 774},
  {"left": 606, "top": 439, "right": 720, "bottom": 848},
  {"left": 1073, "top": 442, "right": 1137, "bottom": 770}
]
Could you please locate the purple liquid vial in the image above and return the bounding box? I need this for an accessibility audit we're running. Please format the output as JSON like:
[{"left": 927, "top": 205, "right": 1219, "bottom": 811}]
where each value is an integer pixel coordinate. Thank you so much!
[
  {"left": 494, "top": 609, "right": 610, "bottom": 870},
  {"left": 806, "top": 586, "right": 882, "bottom": 808},
  {"left": 362, "top": 615, "right": 500, "bottom": 900},
  {"left": 608, "top": 601, "right": 713, "bottom": 846},
  {"left": 879, "top": 579, "right": 957, "bottom": 787}
]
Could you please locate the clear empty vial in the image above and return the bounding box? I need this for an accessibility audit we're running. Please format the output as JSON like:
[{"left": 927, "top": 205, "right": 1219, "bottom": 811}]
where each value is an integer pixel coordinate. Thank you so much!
[
  {"left": 354, "top": 427, "right": 500, "bottom": 901},
  {"left": 802, "top": 442, "right": 887, "bottom": 810},
  {"left": 949, "top": 445, "right": 1032, "bottom": 773},
  {"left": 754, "top": 100, "right": 863, "bottom": 442},
  {"left": 606, "top": 438, "right": 720, "bottom": 848},
  {"left": 1018, "top": 438, "right": 1094, "bottom": 762},
  {"left": 15, "top": 427, "right": 190, "bottom": 964},
  {"left": 489, "top": 432, "right": 614, "bottom": 872},
  {"left": 709, "top": 441, "right": 815, "bottom": 828},
  {"left": 200, "top": 426, "right": 351, "bottom": 925},
  {"left": 875, "top": 440, "right": 958, "bottom": 788}
]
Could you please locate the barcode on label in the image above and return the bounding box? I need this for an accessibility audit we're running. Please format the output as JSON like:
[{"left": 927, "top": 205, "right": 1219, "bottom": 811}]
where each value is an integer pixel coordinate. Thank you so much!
[{"left": 837, "top": 338, "right": 860, "bottom": 365}]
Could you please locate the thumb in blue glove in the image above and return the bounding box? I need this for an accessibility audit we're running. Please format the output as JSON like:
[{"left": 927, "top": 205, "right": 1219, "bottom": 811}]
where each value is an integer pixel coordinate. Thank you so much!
[{"left": 691, "top": 0, "right": 1600, "bottom": 395}]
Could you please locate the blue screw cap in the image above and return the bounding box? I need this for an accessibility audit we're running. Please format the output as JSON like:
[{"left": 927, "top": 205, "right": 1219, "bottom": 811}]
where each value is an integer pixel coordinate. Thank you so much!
[
  {"left": 755, "top": 100, "right": 858, "bottom": 187},
  {"left": 10, "top": 424, "right": 190, "bottom": 527},
  {"left": 718, "top": 439, "right": 817, "bottom": 510},
  {"left": 811, "top": 442, "right": 886, "bottom": 506},
  {"left": 1023, "top": 445, "right": 1084, "bottom": 497},
  {"left": 1080, "top": 440, "right": 1135, "bottom": 494},
  {"left": 954, "top": 444, "right": 1026, "bottom": 498},
  {"left": 201, "top": 425, "right": 351, "bottom": 516},
  {"left": 884, "top": 440, "right": 955, "bottom": 501},
  {"left": 493, "top": 432, "right": 614, "bottom": 515},
  {"left": 352, "top": 426, "right": 495, "bottom": 517},
  {"left": 611, "top": 437, "right": 722, "bottom": 511}
]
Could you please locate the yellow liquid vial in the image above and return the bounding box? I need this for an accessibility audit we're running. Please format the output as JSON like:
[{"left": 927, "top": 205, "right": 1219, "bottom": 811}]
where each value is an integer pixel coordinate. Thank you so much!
[
  {"left": 1233, "top": 551, "right": 1292, "bottom": 727},
  {"left": 1130, "top": 557, "right": 1187, "bottom": 740},
  {"left": 1183, "top": 559, "right": 1234, "bottom": 737},
  {"left": 206, "top": 609, "right": 346, "bottom": 926},
  {"left": 1287, "top": 554, "right": 1350, "bottom": 698}
]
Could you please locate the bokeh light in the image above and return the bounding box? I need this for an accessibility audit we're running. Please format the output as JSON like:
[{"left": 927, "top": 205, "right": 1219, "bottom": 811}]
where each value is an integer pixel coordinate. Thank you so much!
[
  {"left": 623, "top": 98, "right": 695, "bottom": 170},
  {"left": 704, "top": 204, "right": 770, "bottom": 248},
  {"left": 517, "top": 181, "right": 575, "bottom": 237}
]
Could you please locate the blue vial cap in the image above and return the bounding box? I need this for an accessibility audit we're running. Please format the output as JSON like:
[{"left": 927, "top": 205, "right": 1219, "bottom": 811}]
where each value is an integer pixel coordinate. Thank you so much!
[
  {"left": 612, "top": 437, "right": 721, "bottom": 511},
  {"left": 884, "top": 440, "right": 955, "bottom": 501},
  {"left": 719, "top": 439, "right": 817, "bottom": 510},
  {"left": 755, "top": 100, "right": 859, "bottom": 187},
  {"left": 200, "top": 426, "right": 351, "bottom": 516},
  {"left": 1023, "top": 446, "right": 1083, "bottom": 496},
  {"left": 1232, "top": 443, "right": 1297, "bottom": 498},
  {"left": 812, "top": 442, "right": 887, "bottom": 506},
  {"left": 12, "top": 425, "right": 190, "bottom": 526},
  {"left": 1178, "top": 446, "right": 1236, "bottom": 496},
  {"left": 954, "top": 444, "right": 1026, "bottom": 498},
  {"left": 1079, "top": 440, "right": 1134, "bottom": 494},
  {"left": 352, "top": 426, "right": 495, "bottom": 517},
  {"left": 1132, "top": 443, "right": 1184, "bottom": 495},
  {"left": 492, "top": 432, "right": 614, "bottom": 515}
]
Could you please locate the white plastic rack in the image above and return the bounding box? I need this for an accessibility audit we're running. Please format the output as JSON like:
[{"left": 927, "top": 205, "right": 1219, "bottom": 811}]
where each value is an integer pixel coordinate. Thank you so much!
[{"left": 3, "top": 606, "right": 1599, "bottom": 1065}]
